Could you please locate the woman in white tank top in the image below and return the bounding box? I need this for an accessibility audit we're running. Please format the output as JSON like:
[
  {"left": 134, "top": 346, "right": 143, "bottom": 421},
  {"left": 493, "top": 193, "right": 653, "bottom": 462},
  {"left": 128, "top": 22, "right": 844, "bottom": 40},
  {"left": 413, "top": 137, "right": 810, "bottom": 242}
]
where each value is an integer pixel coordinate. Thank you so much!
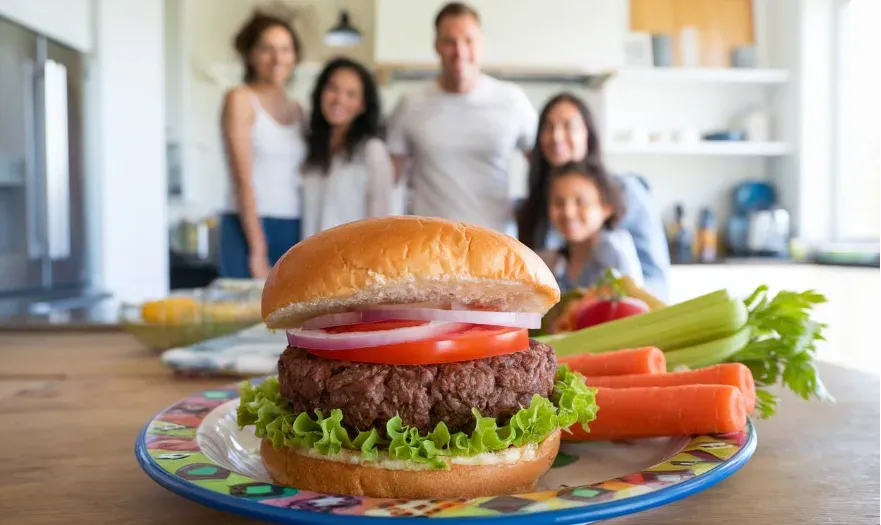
[
  {"left": 301, "top": 58, "right": 396, "bottom": 238},
  {"left": 219, "top": 12, "right": 307, "bottom": 279}
]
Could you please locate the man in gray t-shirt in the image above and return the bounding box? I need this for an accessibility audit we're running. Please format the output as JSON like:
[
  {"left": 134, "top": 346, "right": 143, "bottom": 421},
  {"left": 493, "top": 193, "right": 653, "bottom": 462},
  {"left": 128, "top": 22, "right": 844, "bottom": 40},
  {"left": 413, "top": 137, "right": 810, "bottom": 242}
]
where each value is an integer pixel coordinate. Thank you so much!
[{"left": 386, "top": 2, "right": 538, "bottom": 232}]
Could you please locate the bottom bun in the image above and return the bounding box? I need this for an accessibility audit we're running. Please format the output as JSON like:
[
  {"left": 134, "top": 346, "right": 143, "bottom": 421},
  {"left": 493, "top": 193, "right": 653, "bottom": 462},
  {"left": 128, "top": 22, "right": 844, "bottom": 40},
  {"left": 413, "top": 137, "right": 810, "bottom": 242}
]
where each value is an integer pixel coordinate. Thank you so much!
[{"left": 260, "top": 429, "right": 561, "bottom": 499}]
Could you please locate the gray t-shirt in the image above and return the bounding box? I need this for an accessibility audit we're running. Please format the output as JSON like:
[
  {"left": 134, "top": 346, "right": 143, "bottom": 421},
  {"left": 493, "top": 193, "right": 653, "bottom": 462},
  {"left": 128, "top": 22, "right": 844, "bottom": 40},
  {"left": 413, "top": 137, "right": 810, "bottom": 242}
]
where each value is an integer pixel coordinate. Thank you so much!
[{"left": 386, "top": 74, "right": 538, "bottom": 232}]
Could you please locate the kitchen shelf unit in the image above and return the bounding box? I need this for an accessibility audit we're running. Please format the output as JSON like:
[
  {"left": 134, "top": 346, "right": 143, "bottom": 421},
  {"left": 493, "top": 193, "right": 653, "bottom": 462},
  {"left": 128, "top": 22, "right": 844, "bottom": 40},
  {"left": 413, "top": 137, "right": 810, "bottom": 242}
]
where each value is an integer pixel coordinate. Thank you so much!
[
  {"left": 605, "top": 141, "right": 792, "bottom": 157},
  {"left": 373, "top": 63, "right": 613, "bottom": 88},
  {"left": 598, "top": 60, "right": 796, "bottom": 229},
  {"left": 599, "top": 68, "right": 794, "bottom": 158},
  {"left": 610, "top": 67, "right": 791, "bottom": 85}
]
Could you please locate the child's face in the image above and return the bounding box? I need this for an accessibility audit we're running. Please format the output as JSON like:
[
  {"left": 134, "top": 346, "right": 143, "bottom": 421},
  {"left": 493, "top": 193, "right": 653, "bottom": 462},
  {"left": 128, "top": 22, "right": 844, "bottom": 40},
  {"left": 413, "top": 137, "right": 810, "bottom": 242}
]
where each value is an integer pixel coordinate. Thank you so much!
[{"left": 548, "top": 173, "right": 611, "bottom": 243}]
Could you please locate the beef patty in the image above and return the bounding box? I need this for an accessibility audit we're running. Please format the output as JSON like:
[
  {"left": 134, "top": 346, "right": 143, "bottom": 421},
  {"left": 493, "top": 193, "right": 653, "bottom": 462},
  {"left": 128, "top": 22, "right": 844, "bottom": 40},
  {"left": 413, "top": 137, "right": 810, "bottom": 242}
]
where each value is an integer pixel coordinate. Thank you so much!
[{"left": 277, "top": 339, "right": 557, "bottom": 435}]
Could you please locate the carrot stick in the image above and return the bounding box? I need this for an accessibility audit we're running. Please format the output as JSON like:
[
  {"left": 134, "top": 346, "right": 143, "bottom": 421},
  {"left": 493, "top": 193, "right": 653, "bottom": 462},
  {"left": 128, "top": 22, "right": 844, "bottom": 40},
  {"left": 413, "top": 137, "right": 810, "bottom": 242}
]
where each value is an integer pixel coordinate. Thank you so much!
[
  {"left": 584, "top": 363, "right": 756, "bottom": 415},
  {"left": 564, "top": 385, "right": 748, "bottom": 441},
  {"left": 559, "top": 346, "right": 666, "bottom": 376}
]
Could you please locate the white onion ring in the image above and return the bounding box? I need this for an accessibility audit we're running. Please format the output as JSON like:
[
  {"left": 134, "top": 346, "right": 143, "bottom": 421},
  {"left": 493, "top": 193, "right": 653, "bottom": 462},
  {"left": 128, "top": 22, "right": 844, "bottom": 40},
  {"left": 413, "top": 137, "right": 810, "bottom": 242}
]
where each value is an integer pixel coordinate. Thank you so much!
[
  {"left": 287, "top": 321, "right": 467, "bottom": 350},
  {"left": 362, "top": 308, "right": 541, "bottom": 329},
  {"left": 300, "top": 312, "right": 364, "bottom": 330},
  {"left": 301, "top": 308, "right": 541, "bottom": 330}
]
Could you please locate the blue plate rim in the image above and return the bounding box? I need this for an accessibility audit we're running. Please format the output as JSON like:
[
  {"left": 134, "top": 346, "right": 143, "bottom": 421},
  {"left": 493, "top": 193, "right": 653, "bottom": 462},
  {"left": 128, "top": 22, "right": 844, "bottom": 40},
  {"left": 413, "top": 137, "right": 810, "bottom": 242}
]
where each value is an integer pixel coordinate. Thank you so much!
[{"left": 135, "top": 393, "right": 758, "bottom": 525}]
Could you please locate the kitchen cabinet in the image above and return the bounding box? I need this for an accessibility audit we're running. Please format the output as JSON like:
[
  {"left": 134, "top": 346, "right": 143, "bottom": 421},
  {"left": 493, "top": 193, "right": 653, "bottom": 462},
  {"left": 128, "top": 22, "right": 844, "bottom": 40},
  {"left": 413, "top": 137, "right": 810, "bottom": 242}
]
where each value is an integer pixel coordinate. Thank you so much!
[
  {"left": 374, "top": 0, "right": 627, "bottom": 71},
  {"left": 0, "top": 0, "right": 92, "bottom": 52},
  {"left": 629, "top": 0, "right": 755, "bottom": 67}
]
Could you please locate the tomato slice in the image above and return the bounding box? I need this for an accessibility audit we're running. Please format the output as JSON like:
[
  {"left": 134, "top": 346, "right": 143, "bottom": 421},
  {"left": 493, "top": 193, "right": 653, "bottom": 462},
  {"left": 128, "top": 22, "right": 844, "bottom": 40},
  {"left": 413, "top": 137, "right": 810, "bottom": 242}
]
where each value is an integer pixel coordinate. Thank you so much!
[{"left": 306, "top": 325, "right": 529, "bottom": 365}]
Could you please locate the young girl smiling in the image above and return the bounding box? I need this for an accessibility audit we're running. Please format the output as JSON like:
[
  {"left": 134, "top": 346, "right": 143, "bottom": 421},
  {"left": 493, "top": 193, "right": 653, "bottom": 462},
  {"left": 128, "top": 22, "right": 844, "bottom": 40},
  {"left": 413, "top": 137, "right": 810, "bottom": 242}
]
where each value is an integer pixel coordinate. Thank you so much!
[{"left": 544, "top": 161, "right": 644, "bottom": 292}]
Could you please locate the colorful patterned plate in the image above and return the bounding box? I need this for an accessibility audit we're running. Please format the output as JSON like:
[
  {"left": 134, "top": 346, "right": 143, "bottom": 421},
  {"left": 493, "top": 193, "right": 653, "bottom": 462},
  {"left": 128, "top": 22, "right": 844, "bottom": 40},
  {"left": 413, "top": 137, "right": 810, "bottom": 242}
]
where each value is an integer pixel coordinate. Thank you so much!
[{"left": 135, "top": 381, "right": 757, "bottom": 524}]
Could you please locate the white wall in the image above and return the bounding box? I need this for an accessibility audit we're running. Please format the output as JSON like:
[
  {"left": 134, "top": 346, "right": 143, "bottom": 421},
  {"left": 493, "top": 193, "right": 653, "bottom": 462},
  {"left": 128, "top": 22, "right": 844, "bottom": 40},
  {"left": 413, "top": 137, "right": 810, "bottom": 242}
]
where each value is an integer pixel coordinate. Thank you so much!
[
  {"left": 374, "top": 0, "right": 626, "bottom": 70},
  {"left": 765, "top": 0, "right": 837, "bottom": 242},
  {"left": 794, "top": 0, "right": 836, "bottom": 242},
  {"left": 0, "top": 0, "right": 92, "bottom": 51},
  {"left": 165, "top": 0, "right": 185, "bottom": 144},
  {"left": 763, "top": 0, "right": 802, "bottom": 235},
  {"left": 90, "top": 0, "right": 168, "bottom": 303},
  {"left": 832, "top": 0, "right": 880, "bottom": 241}
]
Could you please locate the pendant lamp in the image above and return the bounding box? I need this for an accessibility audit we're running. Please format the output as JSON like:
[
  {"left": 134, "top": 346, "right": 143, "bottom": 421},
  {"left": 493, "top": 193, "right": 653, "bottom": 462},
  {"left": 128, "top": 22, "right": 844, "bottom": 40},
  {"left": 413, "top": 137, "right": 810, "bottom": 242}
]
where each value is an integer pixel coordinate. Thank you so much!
[{"left": 324, "top": 10, "right": 363, "bottom": 47}]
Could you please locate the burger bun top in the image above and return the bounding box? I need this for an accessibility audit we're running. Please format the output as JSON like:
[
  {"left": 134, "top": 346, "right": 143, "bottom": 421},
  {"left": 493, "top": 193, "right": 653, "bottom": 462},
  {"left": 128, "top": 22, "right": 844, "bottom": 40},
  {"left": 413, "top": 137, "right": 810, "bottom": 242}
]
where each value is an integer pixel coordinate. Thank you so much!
[{"left": 261, "top": 216, "right": 560, "bottom": 329}]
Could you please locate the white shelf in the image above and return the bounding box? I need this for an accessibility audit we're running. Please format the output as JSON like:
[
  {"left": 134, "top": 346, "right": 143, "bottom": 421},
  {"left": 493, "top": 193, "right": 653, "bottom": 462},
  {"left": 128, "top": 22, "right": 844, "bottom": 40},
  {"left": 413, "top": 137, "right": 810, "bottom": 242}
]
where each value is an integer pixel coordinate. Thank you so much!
[
  {"left": 605, "top": 141, "right": 792, "bottom": 157},
  {"left": 611, "top": 67, "right": 791, "bottom": 85}
]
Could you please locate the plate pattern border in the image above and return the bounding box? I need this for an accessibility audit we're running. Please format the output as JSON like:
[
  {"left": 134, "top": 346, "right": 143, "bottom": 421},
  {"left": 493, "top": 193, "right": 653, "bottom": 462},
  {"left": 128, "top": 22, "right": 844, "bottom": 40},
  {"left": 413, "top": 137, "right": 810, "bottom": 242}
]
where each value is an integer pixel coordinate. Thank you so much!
[{"left": 135, "top": 380, "right": 757, "bottom": 524}]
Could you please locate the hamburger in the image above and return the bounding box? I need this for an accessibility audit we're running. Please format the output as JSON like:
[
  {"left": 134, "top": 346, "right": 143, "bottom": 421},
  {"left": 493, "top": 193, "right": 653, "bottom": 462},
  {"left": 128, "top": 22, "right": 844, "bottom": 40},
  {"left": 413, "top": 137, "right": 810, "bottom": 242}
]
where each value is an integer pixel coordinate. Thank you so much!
[{"left": 236, "top": 216, "right": 598, "bottom": 499}]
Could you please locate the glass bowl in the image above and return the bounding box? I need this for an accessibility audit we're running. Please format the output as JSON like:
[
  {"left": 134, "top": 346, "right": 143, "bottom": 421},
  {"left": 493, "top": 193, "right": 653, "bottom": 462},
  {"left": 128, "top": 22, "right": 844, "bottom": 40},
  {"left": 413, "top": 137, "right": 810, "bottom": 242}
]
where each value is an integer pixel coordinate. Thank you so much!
[{"left": 119, "top": 281, "right": 264, "bottom": 352}]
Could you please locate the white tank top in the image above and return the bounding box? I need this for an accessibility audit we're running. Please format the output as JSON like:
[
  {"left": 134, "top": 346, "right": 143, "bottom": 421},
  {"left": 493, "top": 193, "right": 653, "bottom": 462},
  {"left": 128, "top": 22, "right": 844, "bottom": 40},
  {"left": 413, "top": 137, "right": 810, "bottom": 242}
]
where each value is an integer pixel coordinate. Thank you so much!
[{"left": 224, "top": 90, "right": 306, "bottom": 219}]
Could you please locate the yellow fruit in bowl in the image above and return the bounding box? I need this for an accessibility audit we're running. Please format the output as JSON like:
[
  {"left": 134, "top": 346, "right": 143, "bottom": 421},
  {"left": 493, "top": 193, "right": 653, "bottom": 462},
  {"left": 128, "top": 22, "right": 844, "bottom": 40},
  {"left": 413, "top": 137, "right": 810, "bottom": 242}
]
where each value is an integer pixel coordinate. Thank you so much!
[
  {"left": 141, "top": 297, "right": 202, "bottom": 325},
  {"left": 204, "top": 301, "right": 262, "bottom": 323},
  {"left": 204, "top": 302, "right": 240, "bottom": 323}
]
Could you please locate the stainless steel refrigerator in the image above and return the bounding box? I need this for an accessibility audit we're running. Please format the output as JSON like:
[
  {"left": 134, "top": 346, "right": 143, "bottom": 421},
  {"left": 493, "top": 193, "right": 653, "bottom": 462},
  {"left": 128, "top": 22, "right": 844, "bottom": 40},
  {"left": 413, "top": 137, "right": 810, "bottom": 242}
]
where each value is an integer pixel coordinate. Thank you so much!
[{"left": 0, "top": 17, "right": 93, "bottom": 314}]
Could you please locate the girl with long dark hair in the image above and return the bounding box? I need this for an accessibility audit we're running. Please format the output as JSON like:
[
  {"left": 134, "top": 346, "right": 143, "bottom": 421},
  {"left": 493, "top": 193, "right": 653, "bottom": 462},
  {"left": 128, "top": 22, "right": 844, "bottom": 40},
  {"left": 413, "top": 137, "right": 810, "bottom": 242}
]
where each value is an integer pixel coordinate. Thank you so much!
[
  {"left": 300, "top": 57, "right": 394, "bottom": 238},
  {"left": 543, "top": 162, "right": 643, "bottom": 290}
]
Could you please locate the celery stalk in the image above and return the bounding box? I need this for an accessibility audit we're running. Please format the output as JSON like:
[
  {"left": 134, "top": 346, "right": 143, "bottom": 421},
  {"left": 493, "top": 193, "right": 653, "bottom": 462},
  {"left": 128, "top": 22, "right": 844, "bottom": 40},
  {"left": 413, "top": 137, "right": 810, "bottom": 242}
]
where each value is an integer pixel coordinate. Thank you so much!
[
  {"left": 664, "top": 325, "right": 752, "bottom": 370},
  {"left": 537, "top": 290, "right": 748, "bottom": 357}
]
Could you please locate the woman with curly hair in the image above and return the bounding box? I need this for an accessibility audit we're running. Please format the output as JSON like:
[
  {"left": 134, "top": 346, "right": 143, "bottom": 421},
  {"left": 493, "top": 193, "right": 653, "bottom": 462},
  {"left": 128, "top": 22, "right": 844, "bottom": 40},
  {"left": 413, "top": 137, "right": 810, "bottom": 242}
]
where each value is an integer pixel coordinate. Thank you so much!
[{"left": 218, "top": 11, "right": 306, "bottom": 278}]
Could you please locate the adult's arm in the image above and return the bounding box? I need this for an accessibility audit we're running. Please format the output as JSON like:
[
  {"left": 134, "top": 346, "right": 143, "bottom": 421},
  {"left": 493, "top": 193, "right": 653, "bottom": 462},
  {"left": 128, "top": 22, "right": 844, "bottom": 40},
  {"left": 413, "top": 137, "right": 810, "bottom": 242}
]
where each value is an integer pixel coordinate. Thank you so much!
[
  {"left": 513, "top": 85, "right": 539, "bottom": 156},
  {"left": 391, "top": 155, "right": 410, "bottom": 185},
  {"left": 608, "top": 229, "right": 646, "bottom": 287},
  {"left": 221, "top": 88, "right": 267, "bottom": 260},
  {"left": 614, "top": 174, "right": 671, "bottom": 300},
  {"left": 365, "top": 138, "right": 394, "bottom": 218},
  {"left": 385, "top": 95, "right": 412, "bottom": 184}
]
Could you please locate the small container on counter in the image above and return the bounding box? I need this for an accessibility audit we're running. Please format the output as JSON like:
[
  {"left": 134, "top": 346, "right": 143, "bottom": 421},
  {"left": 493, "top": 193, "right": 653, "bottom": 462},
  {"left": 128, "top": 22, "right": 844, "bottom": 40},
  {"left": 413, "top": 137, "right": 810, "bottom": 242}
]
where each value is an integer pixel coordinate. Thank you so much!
[
  {"left": 668, "top": 204, "right": 694, "bottom": 264},
  {"left": 695, "top": 208, "right": 719, "bottom": 263}
]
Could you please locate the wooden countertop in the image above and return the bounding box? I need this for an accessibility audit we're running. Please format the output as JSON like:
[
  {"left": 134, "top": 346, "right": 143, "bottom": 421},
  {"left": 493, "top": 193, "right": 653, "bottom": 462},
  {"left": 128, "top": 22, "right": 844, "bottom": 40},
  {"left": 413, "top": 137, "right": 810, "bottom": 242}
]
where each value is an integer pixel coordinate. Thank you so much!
[{"left": 0, "top": 331, "right": 878, "bottom": 524}]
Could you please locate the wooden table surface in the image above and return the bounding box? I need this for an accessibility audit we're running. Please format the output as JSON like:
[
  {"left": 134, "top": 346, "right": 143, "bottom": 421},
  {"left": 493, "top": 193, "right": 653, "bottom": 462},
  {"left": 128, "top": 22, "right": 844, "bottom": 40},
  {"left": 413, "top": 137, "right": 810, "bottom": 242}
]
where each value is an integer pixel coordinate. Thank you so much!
[{"left": 1, "top": 331, "right": 878, "bottom": 524}]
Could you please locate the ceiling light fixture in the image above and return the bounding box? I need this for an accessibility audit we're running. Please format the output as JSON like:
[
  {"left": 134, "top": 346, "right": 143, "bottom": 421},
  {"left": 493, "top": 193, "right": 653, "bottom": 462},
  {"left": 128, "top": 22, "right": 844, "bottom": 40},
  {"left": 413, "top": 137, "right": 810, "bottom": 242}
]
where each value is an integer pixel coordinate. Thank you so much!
[{"left": 324, "top": 9, "right": 363, "bottom": 47}]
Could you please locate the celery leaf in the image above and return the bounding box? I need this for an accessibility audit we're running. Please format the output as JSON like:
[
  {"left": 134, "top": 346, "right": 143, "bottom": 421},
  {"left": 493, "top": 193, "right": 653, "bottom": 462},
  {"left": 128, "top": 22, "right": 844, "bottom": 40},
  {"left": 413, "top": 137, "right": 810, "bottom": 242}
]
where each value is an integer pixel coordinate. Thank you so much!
[{"left": 728, "top": 286, "right": 833, "bottom": 418}]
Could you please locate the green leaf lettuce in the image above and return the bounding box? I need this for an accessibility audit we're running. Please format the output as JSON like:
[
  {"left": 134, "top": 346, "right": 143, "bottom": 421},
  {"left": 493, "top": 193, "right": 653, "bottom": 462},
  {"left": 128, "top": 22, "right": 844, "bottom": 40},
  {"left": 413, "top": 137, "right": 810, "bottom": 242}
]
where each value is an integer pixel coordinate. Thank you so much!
[{"left": 236, "top": 365, "right": 598, "bottom": 470}]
